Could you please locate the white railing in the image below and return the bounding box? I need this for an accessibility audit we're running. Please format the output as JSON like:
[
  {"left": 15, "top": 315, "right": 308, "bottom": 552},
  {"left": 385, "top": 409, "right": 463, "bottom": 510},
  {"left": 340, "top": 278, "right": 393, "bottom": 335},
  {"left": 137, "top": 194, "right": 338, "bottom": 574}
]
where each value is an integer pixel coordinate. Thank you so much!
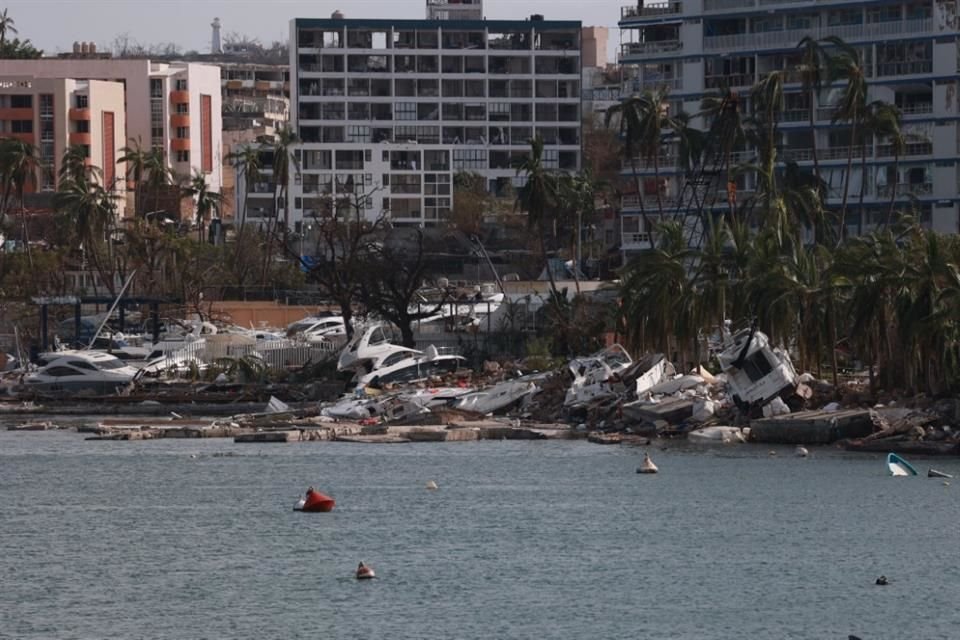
[
  {"left": 877, "top": 182, "right": 933, "bottom": 197},
  {"left": 621, "top": 40, "right": 683, "bottom": 57},
  {"left": 621, "top": 2, "right": 683, "bottom": 19},
  {"left": 704, "top": 18, "right": 932, "bottom": 52}
]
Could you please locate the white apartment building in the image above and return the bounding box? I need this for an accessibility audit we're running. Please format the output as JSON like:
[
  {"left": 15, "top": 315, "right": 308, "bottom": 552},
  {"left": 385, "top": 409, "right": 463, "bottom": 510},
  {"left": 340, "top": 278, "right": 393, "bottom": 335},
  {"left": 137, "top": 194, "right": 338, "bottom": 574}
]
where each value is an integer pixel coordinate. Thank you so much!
[
  {"left": 617, "top": 0, "right": 960, "bottom": 256},
  {"left": 283, "top": 9, "right": 583, "bottom": 229},
  {"left": 0, "top": 58, "right": 224, "bottom": 210}
]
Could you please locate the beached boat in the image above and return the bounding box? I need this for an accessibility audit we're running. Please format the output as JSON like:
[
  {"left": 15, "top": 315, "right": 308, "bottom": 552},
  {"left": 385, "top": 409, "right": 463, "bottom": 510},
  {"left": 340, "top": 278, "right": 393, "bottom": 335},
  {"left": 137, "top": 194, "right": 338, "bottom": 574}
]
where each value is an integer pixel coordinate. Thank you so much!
[
  {"left": 717, "top": 327, "right": 798, "bottom": 409},
  {"left": 887, "top": 452, "right": 918, "bottom": 477},
  {"left": 687, "top": 426, "right": 745, "bottom": 444},
  {"left": 20, "top": 352, "right": 140, "bottom": 395},
  {"left": 294, "top": 488, "right": 336, "bottom": 512}
]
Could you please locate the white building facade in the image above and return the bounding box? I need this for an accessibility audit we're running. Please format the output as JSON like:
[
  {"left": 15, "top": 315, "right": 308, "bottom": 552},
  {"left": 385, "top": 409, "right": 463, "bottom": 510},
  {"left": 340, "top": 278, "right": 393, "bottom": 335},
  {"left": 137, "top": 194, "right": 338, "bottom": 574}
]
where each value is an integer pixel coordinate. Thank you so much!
[
  {"left": 617, "top": 0, "right": 960, "bottom": 255},
  {"left": 285, "top": 13, "right": 583, "bottom": 229}
]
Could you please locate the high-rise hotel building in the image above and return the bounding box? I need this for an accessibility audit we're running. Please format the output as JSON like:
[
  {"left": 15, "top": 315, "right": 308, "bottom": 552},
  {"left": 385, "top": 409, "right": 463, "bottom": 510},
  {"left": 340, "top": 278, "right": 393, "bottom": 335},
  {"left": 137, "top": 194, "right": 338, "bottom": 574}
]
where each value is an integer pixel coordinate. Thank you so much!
[
  {"left": 617, "top": 0, "right": 960, "bottom": 254},
  {"left": 282, "top": 3, "right": 583, "bottom": 228}
]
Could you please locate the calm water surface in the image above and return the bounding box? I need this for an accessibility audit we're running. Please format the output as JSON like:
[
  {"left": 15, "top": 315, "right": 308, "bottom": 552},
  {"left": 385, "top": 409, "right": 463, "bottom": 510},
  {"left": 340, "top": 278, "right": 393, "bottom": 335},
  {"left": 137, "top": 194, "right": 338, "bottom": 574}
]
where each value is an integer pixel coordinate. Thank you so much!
[{"left": 2, "top": 426, "right": 959, "bottom": 639}]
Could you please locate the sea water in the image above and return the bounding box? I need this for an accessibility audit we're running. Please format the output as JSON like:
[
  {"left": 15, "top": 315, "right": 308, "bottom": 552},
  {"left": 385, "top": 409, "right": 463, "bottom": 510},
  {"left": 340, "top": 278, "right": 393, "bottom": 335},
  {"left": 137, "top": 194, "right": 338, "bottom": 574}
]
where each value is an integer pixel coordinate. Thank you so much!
[{"left": 2, "top": 428, "right": 959, "bottom": 639}]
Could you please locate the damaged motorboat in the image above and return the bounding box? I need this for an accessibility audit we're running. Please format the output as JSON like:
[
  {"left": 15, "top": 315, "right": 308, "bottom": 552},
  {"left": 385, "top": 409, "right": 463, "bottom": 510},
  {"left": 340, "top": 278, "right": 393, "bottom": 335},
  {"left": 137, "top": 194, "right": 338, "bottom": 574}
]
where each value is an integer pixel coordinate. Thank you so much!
[{"left": 717, "top": 327, "right": 798, "bottom": 411}]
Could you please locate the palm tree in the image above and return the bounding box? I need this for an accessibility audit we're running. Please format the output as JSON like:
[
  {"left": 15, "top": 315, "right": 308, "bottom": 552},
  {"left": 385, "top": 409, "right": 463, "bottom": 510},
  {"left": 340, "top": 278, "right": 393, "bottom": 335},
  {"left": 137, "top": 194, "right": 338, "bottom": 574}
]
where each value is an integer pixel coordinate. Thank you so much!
[
  {"left": 226, "top": 144, "right": 263, "bottom": 228},
  {"left": 699, "top": 87, "right": 747, "bottom": 225},
  {"left": 858, "top": 101, "right": 902, "bottom": 234},
  {"left": 516, "top": 135, "right": 560, "bottom": 297},
  {"left": 142, "top": 146, "right": 173, "bottom": 216},
  {"left": 797, "top": 37, "right": 826, "bottom": 185},
  {"left": 118, "top": 137, "right": 150, "bottom": 217},
  {"left": 555, "top": 171, "right": 598, "bottom": 294},
  {"left": 183, "top": 170, "right": 224, "bottom": 243},
  {"left": 59, "top": 144, "right": 101, "bottom": 187},
  {"left": 0, "top": 138, "right": 40, "bottom": 269},
  {"left": 0, "top": 9, "right": 18, "bottom": 46},
  {"left": 262, "top": 125, "right": 299, "bottom": 280},
  {"left": 823, "top": 36, "right": 868, "bottom": 238},
  {"left": 606, "top": 88, "right": 675, "bottom": 229},
  {"left": 55, "top": 167, "right": 119, "bottom": 294},
  {"left": 748, "top": 71, "right": 785, "bottom": 215}
]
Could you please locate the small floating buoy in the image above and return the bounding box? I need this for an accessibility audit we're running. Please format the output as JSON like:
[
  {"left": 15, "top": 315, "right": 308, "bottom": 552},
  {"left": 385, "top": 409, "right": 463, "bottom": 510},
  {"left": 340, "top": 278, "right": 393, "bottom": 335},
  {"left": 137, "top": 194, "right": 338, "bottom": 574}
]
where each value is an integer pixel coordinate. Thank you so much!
[
  {"left": 294, "top": 487, "right": 335, "bottom": 512},
  {"left": 795, "top": 446, "right": 809, "bottom": 458},
  {"left": 426, "top": 480, "right": 438, "bottom": 490},
  {"left": 356, "top": 562, "right": 375, "bottom": 580},
  {"left": 637, "top": 452, "right": 658, "bottom": 474}
]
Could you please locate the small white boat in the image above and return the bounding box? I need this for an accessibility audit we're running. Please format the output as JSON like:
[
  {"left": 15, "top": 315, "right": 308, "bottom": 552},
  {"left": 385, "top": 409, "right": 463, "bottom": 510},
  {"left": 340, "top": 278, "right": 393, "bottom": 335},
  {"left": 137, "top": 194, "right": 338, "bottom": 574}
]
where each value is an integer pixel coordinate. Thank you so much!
[
  {"left": 887, "top": 452, "right": 918, "bottom": 477},
  {"left": 795, "top": 446, "right": 809, "bottom": 458},
  {"left": 688, "top": 426, "right": 745, "bottom": 444}
]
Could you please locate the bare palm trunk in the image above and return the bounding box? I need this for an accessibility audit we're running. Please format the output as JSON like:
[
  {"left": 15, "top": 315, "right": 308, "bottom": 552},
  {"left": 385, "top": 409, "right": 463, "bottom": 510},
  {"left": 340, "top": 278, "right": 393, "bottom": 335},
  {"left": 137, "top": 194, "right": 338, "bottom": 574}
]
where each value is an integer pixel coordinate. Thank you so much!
[
  {"left": 839, "top": 116, "right": 857, "bottom": 243},
  {"left": 885, "top": 150, "right": 900, "bottom": 226},
  {"left": 857, "top": 136, "right": 868, "bottom": 236}
]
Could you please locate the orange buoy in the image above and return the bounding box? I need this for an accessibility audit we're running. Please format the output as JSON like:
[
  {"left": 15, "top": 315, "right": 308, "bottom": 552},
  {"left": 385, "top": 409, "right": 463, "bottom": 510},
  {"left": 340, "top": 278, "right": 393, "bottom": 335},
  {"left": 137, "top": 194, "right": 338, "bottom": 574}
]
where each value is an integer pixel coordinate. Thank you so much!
[
  {"left": 295, "top": 487, "right": 335, "bottom": 512},
  {"left": 356, "top": 562, "right": 375, "bottom": 580}
]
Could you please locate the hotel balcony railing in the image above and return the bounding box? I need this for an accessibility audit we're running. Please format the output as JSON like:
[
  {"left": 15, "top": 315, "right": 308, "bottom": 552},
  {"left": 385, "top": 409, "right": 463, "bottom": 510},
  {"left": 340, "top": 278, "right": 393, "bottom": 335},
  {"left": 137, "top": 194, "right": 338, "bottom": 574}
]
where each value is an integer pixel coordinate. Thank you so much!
[
  {"left": 704, "top": 18, "right": 932, "bottom": 52},
  {"left": 621, "top": 2, "right": 683, "bottom": 19},
  {"left": 620, "top": 40, "right": 683, "bottom": 57},
  {"left": 637, "top": 76, "right": 684, "bottom": 91},
  {"left": 622, "top": 231, "right": 654, "bottom": 248},
  {"left": 877, "top": 182, "right": 933, "bottom": 197},
  {"left": 705, "top": 73, "right": 754, "bottom": 89},
  {"left": 876, "top": 60, "right": 933, "bottom": 77},
  {"left": 900, "top": 103, "right": 933, "bottom": 115},
  {"left": 877, "top": 142, "right": 933, "bottom": 157},
  {"left": 703, "top": 0, "right": 754, "bottom": 11}
]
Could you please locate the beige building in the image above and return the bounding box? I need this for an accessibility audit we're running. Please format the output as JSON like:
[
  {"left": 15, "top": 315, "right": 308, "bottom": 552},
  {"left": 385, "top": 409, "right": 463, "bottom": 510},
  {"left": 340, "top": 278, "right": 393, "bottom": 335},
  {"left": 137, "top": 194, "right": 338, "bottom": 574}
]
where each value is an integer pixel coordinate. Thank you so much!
[
  {"left": 0, "top": 58, "right": 223, "bottom": 214},
  {"left": 581, "top": 26, "right": 609, "bottom": 69},
  {"left": 0, "top": 76, "right": 127, "bottom": 216}
]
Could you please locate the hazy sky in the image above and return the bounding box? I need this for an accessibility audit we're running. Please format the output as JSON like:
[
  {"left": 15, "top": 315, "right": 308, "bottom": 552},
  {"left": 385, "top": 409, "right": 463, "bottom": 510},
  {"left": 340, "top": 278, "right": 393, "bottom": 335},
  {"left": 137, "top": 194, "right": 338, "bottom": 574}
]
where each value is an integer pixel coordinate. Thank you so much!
[{"left": 7, "top": 0, "right": 624, "bottom": 56}]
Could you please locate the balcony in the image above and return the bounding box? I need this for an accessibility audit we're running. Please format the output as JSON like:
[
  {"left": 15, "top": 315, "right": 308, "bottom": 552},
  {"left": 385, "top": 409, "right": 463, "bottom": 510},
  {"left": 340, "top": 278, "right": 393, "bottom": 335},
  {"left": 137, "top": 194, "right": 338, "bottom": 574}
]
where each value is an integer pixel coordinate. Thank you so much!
[
  {"left": 621, "top": 231, "right": 655, "bottom": 250},
  {"left": 621, "top": 2, "right": 682, "bottom": 20},
  {"left": 900, "top": 103, "right": 933, "bottom": 115},
  {"left": 878, "top": 142, "right": 932, "bottom": 157},
  {"left": 0, "top": 107, "right": 32, "bottom": 120},
  {"left": 68, "top": 108, "right": 91, "bottom": 121},
  {"left": 170, "top": 90, "right": 190, "bottom": 104},
  {"left": 620, "top": 40, "right": 682, "bottom": 58},
  {"left": 68, "top": 132, "right": 91, "bottom": 145},
  {"left": 703, "top": 0, "right": 754, "bottom": 11},
  {"left": 878, "top": 182, "right": 933, "bottom": 198},
  {"left": 705, "top": 73, "right": 754, "bottom": 89},
  {"left": 704, "top": 18, "right": 932, "bottom": 53},
  {"left": 170, "top": 114, "right": 190, "bottom": 127},
  {"left": 170, "top": 138, "right": 191, "bottom": 151},
  {"left": 876, "top": 60, "right": 932, "bottom": 78}
]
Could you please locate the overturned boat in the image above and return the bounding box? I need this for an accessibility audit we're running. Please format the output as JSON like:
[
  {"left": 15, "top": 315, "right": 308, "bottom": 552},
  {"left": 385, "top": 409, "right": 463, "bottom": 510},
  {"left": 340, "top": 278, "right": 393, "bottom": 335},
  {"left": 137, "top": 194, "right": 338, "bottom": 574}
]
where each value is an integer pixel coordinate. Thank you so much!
[{"left": 717, "top": 327, "right": 797, "bottom": 411}]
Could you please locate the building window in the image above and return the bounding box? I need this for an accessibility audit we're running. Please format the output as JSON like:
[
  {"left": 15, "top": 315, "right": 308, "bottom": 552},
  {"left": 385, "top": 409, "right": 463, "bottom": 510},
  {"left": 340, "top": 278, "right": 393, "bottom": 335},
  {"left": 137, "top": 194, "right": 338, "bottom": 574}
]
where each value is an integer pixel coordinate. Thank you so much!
[
  {"left": 176, "top": 126, "right": 189, "bottom": 138},
  {"left": 176, "top": 103, "right": 189, "bottom": 114},
  {"left": 346, "top": 125, "right": 371, "bottom": 143},
  {"left": 11, "top": 120, "right": 32, "bottom": 133},
  {"left": 175, "top": 79, "right": 188, "bottom": 91},
  {"left": 453, "top": 148, "right": 487, "bottom": 170},
  {"left": 10, "top": 94, "right": 32, "bottom": 108},
  {"left": 395, "top": 102, "right": 416, "bottom": 121},
  {"left": 150, "top": 79, "right": 163, "bottom": 99},
  {"left": 176, "top": 150, "right": 190, "bottom": 162},
  {"left": 75, "top": 94, "right": 89, "bottom": 109},
  {"left": 75, "top": 119, "right": 90, "bottom": 133},
  {"left": 39, "top": 94, "right": 53, "bottom": 118}
]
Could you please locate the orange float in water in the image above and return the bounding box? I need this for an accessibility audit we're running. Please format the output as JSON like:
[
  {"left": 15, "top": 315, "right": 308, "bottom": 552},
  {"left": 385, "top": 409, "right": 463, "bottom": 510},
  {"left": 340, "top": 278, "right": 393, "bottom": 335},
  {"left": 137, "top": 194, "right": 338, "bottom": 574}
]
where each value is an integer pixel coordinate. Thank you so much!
[{"left": 295, "top": 487, "right": 335, "bottom": 512}]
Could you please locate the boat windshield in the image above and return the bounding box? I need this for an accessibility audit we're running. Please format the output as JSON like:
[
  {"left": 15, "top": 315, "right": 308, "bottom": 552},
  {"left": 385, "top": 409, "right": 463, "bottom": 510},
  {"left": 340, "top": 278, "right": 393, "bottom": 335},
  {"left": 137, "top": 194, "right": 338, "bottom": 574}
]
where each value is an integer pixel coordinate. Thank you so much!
[{"left": 96, "top": 359, "right": 129, "bottom": 370}]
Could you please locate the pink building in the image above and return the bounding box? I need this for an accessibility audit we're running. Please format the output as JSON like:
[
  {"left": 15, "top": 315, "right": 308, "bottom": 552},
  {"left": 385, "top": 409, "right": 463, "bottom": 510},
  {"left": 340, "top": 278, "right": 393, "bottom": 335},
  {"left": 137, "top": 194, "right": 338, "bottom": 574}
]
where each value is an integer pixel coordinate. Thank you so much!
[{"left": 0, "top": 59, "right": 223, "bottom": 212}]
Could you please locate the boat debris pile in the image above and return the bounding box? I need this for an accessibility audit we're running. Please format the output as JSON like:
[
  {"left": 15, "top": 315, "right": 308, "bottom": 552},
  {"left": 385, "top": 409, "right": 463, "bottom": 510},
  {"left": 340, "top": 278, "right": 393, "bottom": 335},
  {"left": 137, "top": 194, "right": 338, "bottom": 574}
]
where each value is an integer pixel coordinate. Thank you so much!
[{"left": 10, "top": 317, "right": 960, "bottom": 457}]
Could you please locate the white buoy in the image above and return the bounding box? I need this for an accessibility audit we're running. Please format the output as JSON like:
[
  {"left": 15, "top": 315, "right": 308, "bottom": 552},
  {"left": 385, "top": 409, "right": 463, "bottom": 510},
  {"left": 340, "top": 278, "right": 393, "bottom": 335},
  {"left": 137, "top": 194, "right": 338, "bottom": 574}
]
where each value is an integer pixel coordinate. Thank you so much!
[
  {"left": 638, "top": 452, "right": 659, "bottom": 474},
  {"left": 426, "top": 480, "right": 438, "bottom": 490},
  {"left": 795, "top": 446, "right": 809, "bottom": 458}
]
